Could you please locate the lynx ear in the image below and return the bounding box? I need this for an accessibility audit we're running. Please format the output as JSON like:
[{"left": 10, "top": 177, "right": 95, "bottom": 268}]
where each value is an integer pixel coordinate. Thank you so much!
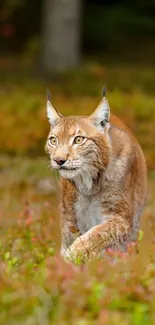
[
  {"left": 46, "top": 89, "right": 62, "bottom": 125},
  {"left": 89, "top": 87, "right": 110, "bottom": 129}
]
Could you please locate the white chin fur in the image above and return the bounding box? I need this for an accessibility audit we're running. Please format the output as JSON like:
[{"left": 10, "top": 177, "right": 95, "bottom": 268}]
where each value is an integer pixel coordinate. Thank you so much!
[{"left": 59, "top": 168, "right": 81, "bottom": 179}]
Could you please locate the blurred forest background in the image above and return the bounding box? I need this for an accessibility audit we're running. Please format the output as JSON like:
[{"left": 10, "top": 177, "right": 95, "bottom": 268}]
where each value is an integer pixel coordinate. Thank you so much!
[
  {"left": 0, "top": 0, "right": 155, "bottom": 160},
  {"left": 0, "top": 1, "right": 155, "bottom": 324}
]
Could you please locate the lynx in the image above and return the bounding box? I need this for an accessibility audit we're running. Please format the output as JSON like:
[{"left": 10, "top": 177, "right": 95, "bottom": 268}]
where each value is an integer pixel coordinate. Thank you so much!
[{"left": 45, "top": 89, "right": 147, "bottom": 262}]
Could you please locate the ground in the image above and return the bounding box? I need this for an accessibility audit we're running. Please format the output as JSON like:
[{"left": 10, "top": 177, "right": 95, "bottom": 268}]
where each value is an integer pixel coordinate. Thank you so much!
[{"left": 0, "top": 59, "right": 155, "bottom": 324}]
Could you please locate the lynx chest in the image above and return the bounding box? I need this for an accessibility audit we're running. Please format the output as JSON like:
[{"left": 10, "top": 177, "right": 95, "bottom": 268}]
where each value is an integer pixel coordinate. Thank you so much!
[{"left": 74, "top": 194, "right": 102, "bottom": 234}]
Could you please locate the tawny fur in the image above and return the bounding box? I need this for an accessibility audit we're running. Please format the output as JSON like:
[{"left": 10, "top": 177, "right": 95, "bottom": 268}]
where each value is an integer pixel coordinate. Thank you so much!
[{"left": 45, "top": 95, "right": 147, "bottom": 262}]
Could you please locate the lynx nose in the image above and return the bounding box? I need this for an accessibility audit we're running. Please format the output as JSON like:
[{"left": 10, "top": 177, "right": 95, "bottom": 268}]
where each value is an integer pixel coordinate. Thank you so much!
[{"left": 54, "top": 158, "right": 66, "bottom": 166}]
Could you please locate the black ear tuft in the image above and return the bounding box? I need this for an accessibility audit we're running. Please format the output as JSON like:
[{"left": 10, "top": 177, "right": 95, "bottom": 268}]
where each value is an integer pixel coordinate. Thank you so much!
[
  {"left": 46, "top": 88, "right": 51, "bottom": 102},
  {"left": 102, "top": 86, "right": 107, "bottom": 98},
  {"left": 100, "top": 120, "right": 106, "bottom": 128}
]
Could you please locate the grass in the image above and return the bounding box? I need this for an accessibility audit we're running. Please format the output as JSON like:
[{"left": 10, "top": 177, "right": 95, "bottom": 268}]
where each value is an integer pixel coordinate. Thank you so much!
[
  {"left": 0, "top": 58, "right": 155, "bottom": 324},
  {"left": 0, "top": 166, "right": 155, "bottom": 324}
]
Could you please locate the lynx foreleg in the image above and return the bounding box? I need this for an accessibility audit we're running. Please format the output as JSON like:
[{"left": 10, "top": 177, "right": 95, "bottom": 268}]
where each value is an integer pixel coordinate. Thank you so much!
[{"left": 65, "top": 216, "right": 130, "bottom": 262}]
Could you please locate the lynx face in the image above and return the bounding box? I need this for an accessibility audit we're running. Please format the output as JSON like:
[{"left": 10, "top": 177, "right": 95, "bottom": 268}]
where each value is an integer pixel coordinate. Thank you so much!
[
  {"left": 46, "top": 116, "right": 110, "bottom": 180},
  {"left": 45, "top": 97, "right": 111, "bottom": 181}
]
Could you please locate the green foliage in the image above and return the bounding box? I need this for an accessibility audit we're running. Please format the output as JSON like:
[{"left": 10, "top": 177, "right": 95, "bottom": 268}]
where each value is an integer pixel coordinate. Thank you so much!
[
  {"left": 0, "top": 204, "right": 155, "bottom": 325},
  {"left": 0, "top": 154, "right": 154, "bottom": 325}
]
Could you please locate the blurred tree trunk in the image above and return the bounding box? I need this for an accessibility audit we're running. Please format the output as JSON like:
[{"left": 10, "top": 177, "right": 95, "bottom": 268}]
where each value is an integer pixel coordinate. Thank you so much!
[{"left": 42, "top": 0, "right": 81, "bottom": 72}]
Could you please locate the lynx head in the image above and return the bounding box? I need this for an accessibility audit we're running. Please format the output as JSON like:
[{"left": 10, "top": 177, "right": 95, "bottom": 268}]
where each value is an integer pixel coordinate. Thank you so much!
[{"left": 45, "top": 89, "right": 111, "bottom": 188}]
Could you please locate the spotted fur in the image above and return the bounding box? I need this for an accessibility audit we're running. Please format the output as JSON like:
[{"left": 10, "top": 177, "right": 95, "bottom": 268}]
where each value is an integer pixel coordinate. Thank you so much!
[{"left": 45, "top": 94, "right": 147, "bottom": 262}]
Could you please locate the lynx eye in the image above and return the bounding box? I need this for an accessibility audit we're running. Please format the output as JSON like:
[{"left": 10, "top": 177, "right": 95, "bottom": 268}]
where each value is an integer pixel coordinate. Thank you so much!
[
  {"left": 74, "top": 136, "right": 85, "bottom": 145},
  {"left": 48, "top": 136, "right": 57, "bottom": 146}
]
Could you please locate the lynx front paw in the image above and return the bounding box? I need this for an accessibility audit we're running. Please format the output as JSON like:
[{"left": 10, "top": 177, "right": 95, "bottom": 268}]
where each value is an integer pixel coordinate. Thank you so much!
[
  {"left": 60, "top": 246, "right": 73, "bottom": 263},
  {"left": 64, "top": 235, "right": 91, "bottom": 263}
]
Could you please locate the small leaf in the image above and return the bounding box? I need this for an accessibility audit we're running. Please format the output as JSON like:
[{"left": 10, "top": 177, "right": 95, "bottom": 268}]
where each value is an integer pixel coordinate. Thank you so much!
[
  {"left": 138, "top": 230, "right": 144, "bottom": 242},
  {"left": 4, "top": 251, "right": 10, "bottom": 260}
]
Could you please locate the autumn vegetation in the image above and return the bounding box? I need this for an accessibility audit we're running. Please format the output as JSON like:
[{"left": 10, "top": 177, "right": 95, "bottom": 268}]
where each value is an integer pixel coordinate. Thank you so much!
[{"left": 0, "top": 59, "right": 155, "bottom": 324}]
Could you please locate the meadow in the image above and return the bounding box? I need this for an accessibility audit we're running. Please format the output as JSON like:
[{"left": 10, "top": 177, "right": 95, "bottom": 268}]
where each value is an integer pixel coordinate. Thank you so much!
[{"left": 0, "top": 59, "right": 155, "bottom": 324}]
